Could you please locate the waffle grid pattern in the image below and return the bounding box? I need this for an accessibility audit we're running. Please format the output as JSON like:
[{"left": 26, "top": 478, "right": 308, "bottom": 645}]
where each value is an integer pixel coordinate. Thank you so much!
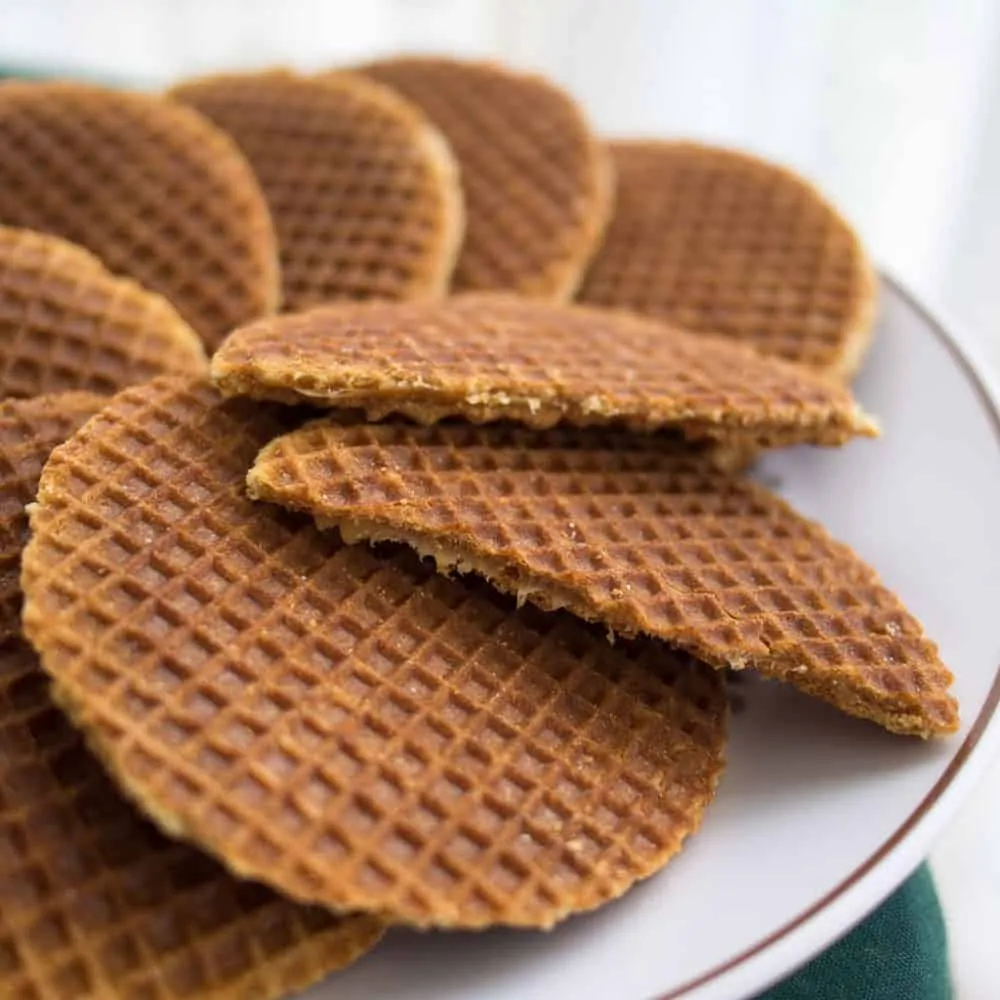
[
  {"left": 249, "top": 419, "right": 957, "bottom": 737},
  {"left": 21, "top": 377, "right": 726, "bottom": 929},
  {"left": 358, "top": 57, "right": 612, "bottom": 300},
  {"left": 170, "top": 71, "right": 464, "bottom": 312},
  {"left": 577, "top": 141, "right": 877, "bottom": 378},
  {"left": 0, "top": 82, "right": 279, "bottom": 350},
  {"left": 212, "top": 295, "right": 876, "bottom": 447},
  {"left": 0, "top": 393, "right": 103, "bottom": 644},
  {"left": 0, "top": 228, "right": 207, "bottom": 398},
  {"left": 0, "top": 640, "right": 382, "bottom": 1000}
]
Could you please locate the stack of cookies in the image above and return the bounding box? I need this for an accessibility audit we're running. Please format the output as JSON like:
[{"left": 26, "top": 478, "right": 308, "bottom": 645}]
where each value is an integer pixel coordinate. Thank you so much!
[{"left": 0, "top": 55, "right": 957, "bottom": 1000}]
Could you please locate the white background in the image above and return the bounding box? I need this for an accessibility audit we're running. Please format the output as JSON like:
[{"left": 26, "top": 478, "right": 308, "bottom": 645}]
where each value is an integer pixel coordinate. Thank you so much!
[{"left": 1, "top": 2, "right": 998, "bottom": 995}]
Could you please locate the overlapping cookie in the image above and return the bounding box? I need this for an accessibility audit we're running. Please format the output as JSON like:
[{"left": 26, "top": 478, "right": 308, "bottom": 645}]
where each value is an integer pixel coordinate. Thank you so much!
[
  {"left": 170, "top": 70, "right": 463, "bottom": 310},
  {"left": 0, "top": 386, "right": 383, "bottom": 999},
  {"left": 0, "top": 227, "right": 206, "bottom": 398},
  {"left": 577, "top": 141, "right": 877, "bottom": 379},
  {"left": 249, "top": 419, "right": 957, "bottom": 737},
  {"left": 355, "top": 56, "right": 612, "bottom": 300},
  {"left": 211, "top": 296, "right": 877, "bottom": 450},
  {"left": 21, "top": 376, "right": 727, "bottom": 930}
]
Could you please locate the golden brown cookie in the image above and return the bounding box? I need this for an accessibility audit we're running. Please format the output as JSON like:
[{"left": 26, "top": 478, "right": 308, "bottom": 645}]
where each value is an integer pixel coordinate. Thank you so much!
[
  {"left": 0, "top": 392, "right": 103, "bottom": 643},
  {"left": 355, "top": 56, "right": 612, "bottom": 300},
  {"left": 169, "top": 70, "right": 463, "bottom": 311},
  {"left": 248, "top": 419, "right": 957, "bottom": 737},
  {"left": 0, "top": 383, "right": 381, "bottom": 998},
  {"left": 0, "top": 81, "right": 279, "bottom": 350},
  {"left": 212, "top": 295, "right": 877, "bottom": 449},
  {"left": 577, "top": 141, "right": 877, "bottom": 379},
  {"left": 0, "top": 227, "right": 207, "bottom": 398},
  {"left": 21, "top": 376, "right": 727, "bottom": 930},
  {"left": 0, "top": 639, "right": 382, "bottom": 1000}
]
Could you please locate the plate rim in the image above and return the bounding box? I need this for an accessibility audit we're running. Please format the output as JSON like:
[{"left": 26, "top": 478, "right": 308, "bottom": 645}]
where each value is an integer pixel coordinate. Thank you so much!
[{"left": 655, "top": 273, "right": 1000, "bottom": 1000}]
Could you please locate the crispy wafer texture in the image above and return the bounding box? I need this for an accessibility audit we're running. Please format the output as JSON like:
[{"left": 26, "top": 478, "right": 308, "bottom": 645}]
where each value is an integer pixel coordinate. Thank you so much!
[
  {"left": 249, "top": 419, "right": 958, "bottom": 737},
  {"left": 21, "top": 376, "right": 727, "bottom": 929},
  {"left": 0, "top": 227, "right": 207, "bottom": 398},
  {"left": 355, "top": 56, "right": 612, "bottom": 300},
  {"left": 0, "top": 392, "right": 102, "bottom": 644},
  {"left": 169, "top": 70, "right": 463, "bottom": 311},
  {"left": 0, "top": 81, "right": 279, "bottom": 350},
  {"left": 0, "top": 639, "right": 382, "bottom": 1000},
  {"left": 577, "top": 141, "right": 878, "bottom": 379},
  {"left": 212, "top": 295, "right": 877, "bottom": 448}
]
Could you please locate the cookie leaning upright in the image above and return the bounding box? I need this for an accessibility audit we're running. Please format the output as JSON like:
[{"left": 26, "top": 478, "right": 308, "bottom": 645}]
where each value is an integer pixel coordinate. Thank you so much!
[
  {"left": 0, "top": 81, "right": 279, "bottom": 350},
  {"left": 577, "top": 142, "right": 878, "bottom": 380},
  {"left": 169, "top": 70, "right": 463, "bottom": 311},
  {"left": 212, "top": 295, "right": 877, "bottom": 450},
  {"left": 0, "top": 227, "right": 207, "bottom": 398},
  {"left": 355, "top": 56, "right": 612, "bottom": 300}
]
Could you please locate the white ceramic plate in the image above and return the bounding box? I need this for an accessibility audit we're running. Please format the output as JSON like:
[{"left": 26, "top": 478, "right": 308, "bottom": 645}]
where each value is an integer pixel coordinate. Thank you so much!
[{"left": 306, "top": 277, "right": 1000, "bottom": 1000}]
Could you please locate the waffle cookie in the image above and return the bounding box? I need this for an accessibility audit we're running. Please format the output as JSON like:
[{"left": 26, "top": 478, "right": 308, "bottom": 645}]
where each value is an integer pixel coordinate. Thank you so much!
[
  {"left": 0, "top": 639, "right": 382, "bottom": 1000},
  {"left": 169, "top": 70, "right": 463, "bottom": 311},
  {"left": 212, "top": 295, "right": 877, "bottom": 449},
  {"left": 0, "top": 392, "right": 102, "bottom": 644},
  {"left": 0, "top": 81, "right": 278, "bottom": 350},
  {"left": 248, "top": 419, "right": 958, "bottom": 737},
  {"left": 354, "top": 56, "right": 612, "bottom": 300},
  {"left": 0, "top": 227, "right": 207, "bottom": 399},
  {"left": 21, "top": 376, "right": 727, "bottom": 930},
  {"left": 577, "top": 141, "right": 878, "bottom": 379}
]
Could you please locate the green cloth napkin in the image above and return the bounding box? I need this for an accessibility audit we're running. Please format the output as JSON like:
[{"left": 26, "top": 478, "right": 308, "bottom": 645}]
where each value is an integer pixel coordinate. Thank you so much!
[{"left": 757, "top": 864, "right": 952, "bottom": 1000}]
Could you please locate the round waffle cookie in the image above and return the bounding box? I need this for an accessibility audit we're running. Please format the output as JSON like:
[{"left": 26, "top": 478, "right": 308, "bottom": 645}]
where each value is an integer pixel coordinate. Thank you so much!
[
  {"left": 248, "top": 419, "right": 957, "bottom": 738},
  {"left": 577, "top": 141, "right": 878, "bottom": 379},
  {"left": 0, "top": 81, "right": 279, "bottom": 351},
  {"left": 212, "top": 295, "right": 877, "bottom": 449},
  {"left": 169, "top": 70, "right": 463, "bottom": 311},
  {"left": 355, "top": 56, "right": 613, "bottom": 300},
  {"left": 0, "top": 227, "right": 207, "bottom": 399},
  {"left": 21, "top": 376, "right": 727, "bottom": 930},
  {"left": 0, "top": 639, "right": 383, "bottom": 1000},
  {"left": 0, "top": 392, "right": 103, "bottom": 644}
]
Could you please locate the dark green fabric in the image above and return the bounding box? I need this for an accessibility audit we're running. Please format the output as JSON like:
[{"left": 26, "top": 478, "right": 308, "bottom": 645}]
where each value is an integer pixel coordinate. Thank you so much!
[
  {"left": 0, "top": 66, "right": 116, "bottom": 84},
  {"left": 758, "top": 865, "right": 952, "bottom": 1000},
  {"left": 0, "top": 65, "right": 52, "bottom": 80}
]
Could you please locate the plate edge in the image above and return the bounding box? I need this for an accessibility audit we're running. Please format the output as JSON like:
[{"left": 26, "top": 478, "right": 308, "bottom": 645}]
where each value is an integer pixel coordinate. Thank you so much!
[{"left": 652, "top": 273, "right": 1000, "bottom": 1000}]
